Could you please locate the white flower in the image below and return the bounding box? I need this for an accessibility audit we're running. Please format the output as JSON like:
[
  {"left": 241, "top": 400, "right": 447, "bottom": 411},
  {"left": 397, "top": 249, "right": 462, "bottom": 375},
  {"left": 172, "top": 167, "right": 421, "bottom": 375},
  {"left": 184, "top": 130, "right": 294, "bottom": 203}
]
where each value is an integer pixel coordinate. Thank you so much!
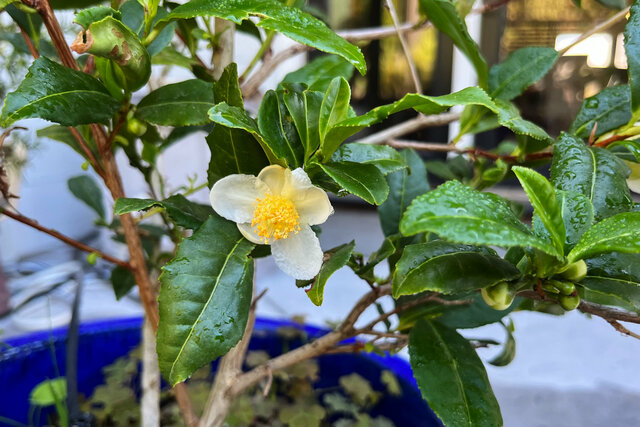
[{"left": 210, "top": 165, "right": 333, "bottom": 280}]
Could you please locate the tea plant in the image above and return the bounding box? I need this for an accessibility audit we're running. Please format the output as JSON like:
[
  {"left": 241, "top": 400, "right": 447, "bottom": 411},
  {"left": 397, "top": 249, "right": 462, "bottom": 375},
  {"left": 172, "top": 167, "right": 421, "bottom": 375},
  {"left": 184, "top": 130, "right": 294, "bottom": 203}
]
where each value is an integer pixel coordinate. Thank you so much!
[{"left": 1, "top": 0, "right": 640, "bottom": 426}]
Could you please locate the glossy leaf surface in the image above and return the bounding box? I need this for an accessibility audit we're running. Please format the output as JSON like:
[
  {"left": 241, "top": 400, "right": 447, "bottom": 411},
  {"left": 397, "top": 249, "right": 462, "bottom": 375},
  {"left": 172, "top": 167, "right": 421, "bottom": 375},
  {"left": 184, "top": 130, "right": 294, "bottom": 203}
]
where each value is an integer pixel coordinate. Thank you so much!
[
  {"left": 393, "top": 241, "right": 521, "bottom": 298},
  {"left": 305, "top": 241, "right": 355, "bottom": 306},
  {"left": 378, "top": 149, "right": 430, "bottom": 236},
  {"left": 401, "top": 180, "right": 561, "bottom": 257},
  {"left": 0, "top": 57, "right": 119, "bottom": 127},
  {"left": 136, "top": 79, "right": 215, "bottom": 126},
  {"left": 569, "top": 85, "right": 632, "bottom": 139},
  {"left": 409, "top": 320, "right": 503, "bottom": 427},
  {"left": 161, "top": 0, "right": 366, "bottom": 74},
  {"left": 568, "top": 212, "right": 640, "bottom": 262},
  {"left": 319, "top": 162, "right": 389, "bottom": 205},
  {"left": 489, "top": 47, "right": 558, "bottom": 101},
  {"left": 551, "top": 133, "right": 632, "bottom": 220},
  {"left": 513, "top": 166, "right": 565, "bottom": 255},
  {"left": 157, "top": 215, "right": 254, "bottom": 385}
]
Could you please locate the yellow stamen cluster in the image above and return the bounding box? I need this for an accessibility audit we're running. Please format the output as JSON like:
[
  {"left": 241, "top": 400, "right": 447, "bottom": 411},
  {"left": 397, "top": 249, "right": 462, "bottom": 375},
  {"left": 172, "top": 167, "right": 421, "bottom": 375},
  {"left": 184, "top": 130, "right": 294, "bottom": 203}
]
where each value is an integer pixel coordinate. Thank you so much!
[{"left": 252, "top": 194, "right": 300, "bottom": 243}]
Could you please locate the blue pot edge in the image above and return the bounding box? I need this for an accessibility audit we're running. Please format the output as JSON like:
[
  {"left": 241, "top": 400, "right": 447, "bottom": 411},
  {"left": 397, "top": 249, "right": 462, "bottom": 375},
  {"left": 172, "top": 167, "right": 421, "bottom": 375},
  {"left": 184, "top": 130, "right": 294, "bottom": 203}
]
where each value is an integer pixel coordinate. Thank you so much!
[{"left": 1, "top": 316, "right": 419, "bottom": 389}]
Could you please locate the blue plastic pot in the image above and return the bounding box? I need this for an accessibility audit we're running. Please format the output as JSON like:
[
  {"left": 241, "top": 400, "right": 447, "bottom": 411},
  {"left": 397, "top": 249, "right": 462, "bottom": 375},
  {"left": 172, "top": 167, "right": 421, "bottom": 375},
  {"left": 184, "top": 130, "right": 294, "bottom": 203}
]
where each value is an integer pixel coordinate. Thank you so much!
[{"left": 0, "top": 317, "right": 440, "bottom": 426}]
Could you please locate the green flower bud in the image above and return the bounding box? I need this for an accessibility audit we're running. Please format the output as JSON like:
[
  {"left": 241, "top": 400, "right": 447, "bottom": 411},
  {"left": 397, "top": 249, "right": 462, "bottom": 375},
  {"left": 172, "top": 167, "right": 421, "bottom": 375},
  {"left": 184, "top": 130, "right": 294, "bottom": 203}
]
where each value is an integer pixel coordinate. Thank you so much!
[
  {"left": 71, "top": 16, "right": 150, "bottom": 92},
  {"left": 559, "top": 294, "right": 580, "bottom": 311},
  {"left": 87, "top": 252, "right": 98, "bottom": 265},
  {"left": 548, "top": 279, "right": 576, "bottom": 296},
  {"left": 81, "top": 161, "right": 90, "bottom": 171},
  {"left": 481, "top": 282, "right": 515, "bottom": 311},
  {"left": 127, "top": 117, "right": 147, "bottom": 136},
  {"left": 559, "top": 260, "right": 587, "bottom": 282}
]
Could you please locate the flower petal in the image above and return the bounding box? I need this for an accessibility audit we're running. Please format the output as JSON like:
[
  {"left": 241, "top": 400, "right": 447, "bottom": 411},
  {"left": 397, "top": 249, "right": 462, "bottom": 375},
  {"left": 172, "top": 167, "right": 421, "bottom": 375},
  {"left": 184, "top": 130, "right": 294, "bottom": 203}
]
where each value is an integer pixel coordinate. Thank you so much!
[
  {"left": 271, "top": 225, "right": 323, "bottom": 280},
  {"left": 237, "top": 223, "right": 264, "bottom": 244},
  {"left": 287, "top": 168, "right": 334, "bottom": 225},
  {"left": 209, "top": 174, "right": 269, "bottom": 223},
  {"left": 258, "top": 164, "right": 288, "bottom": 195}
]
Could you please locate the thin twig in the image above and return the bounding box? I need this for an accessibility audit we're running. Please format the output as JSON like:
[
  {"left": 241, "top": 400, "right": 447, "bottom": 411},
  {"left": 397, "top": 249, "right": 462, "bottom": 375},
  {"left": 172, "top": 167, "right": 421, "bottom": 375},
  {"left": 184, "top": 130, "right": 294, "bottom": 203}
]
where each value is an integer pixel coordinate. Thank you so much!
[
  {"left": 384, "top": 0, "right": 422, "bottom": 93},
  {"left": 387, "top": 139, "right": 554, "bottom": 162},
  {"left": 19, "top": 27, "right": 39, "bottom": 58},
  {"left": 357, "top": 112, "right": 461, "bottom": 145},
  {"left": 519, "top": 290, "right": 640, "bottom": 325},
  {"left": 606, "top": 319, "right": 640, "bottom": 340},
  {"left": 0, "top": 208, "right": 131, "bottom": 269},
  {"left": 558, "top": 6, "right": 630, "bottom": 56}
]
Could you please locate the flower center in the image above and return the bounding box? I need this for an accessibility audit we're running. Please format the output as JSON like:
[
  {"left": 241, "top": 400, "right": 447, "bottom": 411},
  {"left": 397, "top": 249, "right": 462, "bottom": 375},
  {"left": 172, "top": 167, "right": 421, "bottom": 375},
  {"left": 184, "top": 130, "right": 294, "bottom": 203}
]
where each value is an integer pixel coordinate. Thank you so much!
[{"left": 252, "top": 194, "right": 300, "bottom": 243}]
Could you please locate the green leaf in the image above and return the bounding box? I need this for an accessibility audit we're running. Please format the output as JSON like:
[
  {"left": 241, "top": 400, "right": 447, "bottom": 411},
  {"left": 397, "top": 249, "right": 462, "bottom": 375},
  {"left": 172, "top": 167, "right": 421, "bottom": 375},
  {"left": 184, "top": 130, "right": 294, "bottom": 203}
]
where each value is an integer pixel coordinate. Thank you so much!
[
  {"left": 136, "top": 79, "right": 215, "bottom": 126},
  {"left": 281, "top": 55, "right": 355, "bottom": 92},
  {"left": 305, "top": 241, "right": 355, "bottom": 306},
  {"left": 512, "top": 166, "right": 565, "bottom": 255},
  {"left": 331, "top": 143, "right": 406, "bottom": 175},
  {"left": 418, "top": 0, "right": 488, "bottom": 87},
  {"left": 161, "top": 0, "right": 366, "bottom": 75},
  {"left": 409, "top": 320, "right": 502, "bottom": 427},
  {"left": 283, "top": 83, "right": 324, "bottom": 159},
  {"left": 534, "top": 190, "right": 594, "bottom": 251},
  {"left": 378, "top": 149, "right": 430, "bottom": 236},
  {"left": 207, "top": 64, "right": 270, "bottom": 184},
  {"left": 74, "top": 6, "right": 121, "bottom": 29},
  {"left": 356, "top": 236, "right": 398, "bottom": 279},
  {"left": 257, "top": 90, "right": 305, "bottom": 168},
  {"left": 0, "top": 0, "right": 17, "bottom": 10},
  {"left": 324, "top": 87, "right": 497, "bottom": 156},
  {"left": 489, "top": 320, "right": 516, "bottom": 367},
  {"left": 114, "top": 195, "right": 213, "bottom": 229},
  {"left": 569, "top": 85, "right": 632, "bottom": 139},
  {"left": 398, "top": 293, "right": 518, "bottom": 331},
  {"left": 0, "top": 56, "right": 119, "bottom": 127},
  {"left": 319, "top": 161, "right": 389, "bottom": 205},
  {"left": 319, "top": 77, "right": 351, "bottom": 148},
  {"left": 160, "top": 195, "right": 214, "bottom": 229},
  {"left": 111, "top": 265, "right": 137, "bottom": 300},
  {"left": 114, "top": 198, "right": 157, "bottom": 214},
  {"left": 157, "top": 215, "right": 255, "bottom": 385},
  {"left": 207, "top": 104, "right": 271, "bottom": 183},
  {"left": 568, "top": 212, "right": 640, "bottom": 262},
  {"left": 551, "top": 133, "right": 632, "bottom": 220},
  {"left": 626, "top": 1, "right": 640, "bottom": 120},
  {"left": 495, "top": 99, "right": 550, "bottom": 141},
  {"left": 68, "top": 175, "right": 105, "bottom": 219},
  {"left": 581, "top": 252, "right": 640, "bottom": 312},
  {"left": 393, "top": 241, "right": 520, "bottom": 298},
  {"left": 401, "top": 180, "right": 561, "bottom": 257},
  {"left": 489, "top": 47, "right": 558, "bottom": 101},
  {"left": 30, "top": 378, "right": 67, "bottom": 406}
]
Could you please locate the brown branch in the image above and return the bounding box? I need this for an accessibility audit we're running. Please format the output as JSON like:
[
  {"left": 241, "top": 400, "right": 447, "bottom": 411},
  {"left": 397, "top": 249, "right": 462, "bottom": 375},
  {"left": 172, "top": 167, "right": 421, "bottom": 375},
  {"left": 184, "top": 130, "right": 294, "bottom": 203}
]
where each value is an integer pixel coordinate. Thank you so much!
[
  {"left": 228, "top": 285, "right": 393, "bottom": 397},
  {"left": 519, "top": 290, "right": 640, "bottom": 325},
  {"left": 200, "top": 271, "right": 259, "bottom": 427},
  {"left": 357, "top": 112, "right": 462, "bottom": 145},
  {"left": 0, "top": 208, "right": 131, "bottom": 269},
  {"left": 19, "top": 27, "right": 39, "bottom": 58},
  {"left": 68, "top": 127, "right": 105, "bottom": 178},
  {"left": 384, "top": 0, "right": 422, "bottom": 93},
  {"left": 606, "top": 319, "right": 640, "bottom": 340},
  {"left": 22, "top": 1, "right": 197, "bottom": 423},
  {"left": 387, "top": 139, "right": 554, "bottom": 163}
]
